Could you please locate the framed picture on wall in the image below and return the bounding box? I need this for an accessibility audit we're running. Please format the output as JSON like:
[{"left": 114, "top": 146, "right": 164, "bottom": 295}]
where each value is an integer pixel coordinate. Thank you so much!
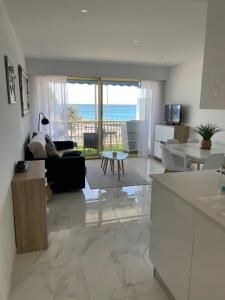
[
  {"left": 18, "top": 65, "right": 30, "bottom": 116},
  {"left": 4, "top": 55, "right": 16, "bottom": 104}
]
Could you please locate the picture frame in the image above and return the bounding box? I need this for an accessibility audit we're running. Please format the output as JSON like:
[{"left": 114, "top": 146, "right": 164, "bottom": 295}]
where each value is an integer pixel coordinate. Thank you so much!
[
  {"left": 5, "top": 56, "right": 16, "bottom": 104},
  {"left": 18, "top": 65, "right": 30, "bottom": 116}
]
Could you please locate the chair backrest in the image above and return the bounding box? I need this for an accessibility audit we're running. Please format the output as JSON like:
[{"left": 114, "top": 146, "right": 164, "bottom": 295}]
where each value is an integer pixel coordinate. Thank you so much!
[
  {"left": 161, "top": 144, "right": 188, "bottom": 172},
  {"left": 83, "top": 132, "right": 98, "bottom": 149},
  {"left": 161, "top": 145, "right": 176, "bottom": 171},
  {"left": 202, "top": 153, "right": 225, "bottom": 170},
  {"left": 166, "top": 139, "right": 179, "bottom": 144},
  {"left": 187, "top": 138, "right": 199, "bottom": 143}
]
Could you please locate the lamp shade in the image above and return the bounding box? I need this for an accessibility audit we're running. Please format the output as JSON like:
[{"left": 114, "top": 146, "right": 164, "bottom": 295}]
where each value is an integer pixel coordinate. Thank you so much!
[
  {"left": 38, "top": 112, "right": 49, "bottom": 131},
  {"left": 41, "top": 117, "right": 49, "bottom": 125}
]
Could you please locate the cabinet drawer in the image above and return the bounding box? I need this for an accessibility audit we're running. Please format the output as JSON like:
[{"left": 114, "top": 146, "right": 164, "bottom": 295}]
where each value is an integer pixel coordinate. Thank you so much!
[{"left": 155, "top": 125, "right": 175, "bottom": 142}]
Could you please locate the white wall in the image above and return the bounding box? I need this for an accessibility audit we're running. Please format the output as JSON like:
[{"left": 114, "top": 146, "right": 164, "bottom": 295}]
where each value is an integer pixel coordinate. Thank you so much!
[
  {"left": 26, "top": 58, "right": 169, "bottom": 81},
  {"left": 165, "top": 58, "right": 225, "bottom": 144},
  {"left": 0, "top": 1, "right": 30, "bottom": 298}
]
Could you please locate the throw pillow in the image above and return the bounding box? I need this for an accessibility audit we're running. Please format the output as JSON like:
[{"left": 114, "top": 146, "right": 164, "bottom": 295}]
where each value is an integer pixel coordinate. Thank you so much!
[
  {"left": 45, "top": 135, "right": 56, "bottom": 150},
  {"left": 28, "top": 133, "right": 47, "bottom": 159},
  {"left": 45, "top": 142, "right": 59, "bottom": 158}
]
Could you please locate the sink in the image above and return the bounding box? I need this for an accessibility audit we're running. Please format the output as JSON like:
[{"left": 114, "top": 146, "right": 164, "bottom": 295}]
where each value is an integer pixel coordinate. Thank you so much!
[{"left": 197, "top": 195, "right": 225, "bottom": 218}]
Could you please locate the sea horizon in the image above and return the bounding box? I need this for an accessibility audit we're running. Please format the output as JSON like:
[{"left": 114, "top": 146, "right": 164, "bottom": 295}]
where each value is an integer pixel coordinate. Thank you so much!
[{"left": 71, "top": 103, "right": 137, "bottom": 121}]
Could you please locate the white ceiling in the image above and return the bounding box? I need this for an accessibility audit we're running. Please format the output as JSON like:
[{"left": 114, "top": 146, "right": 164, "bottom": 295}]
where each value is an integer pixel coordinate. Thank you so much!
[{"left": 4, "top": 0, "right": 207, "bottom": 66}]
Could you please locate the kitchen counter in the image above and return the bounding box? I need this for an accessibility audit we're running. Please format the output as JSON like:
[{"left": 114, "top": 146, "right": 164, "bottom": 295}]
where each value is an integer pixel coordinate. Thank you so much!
[
  {"left": 150, "top": 170, "right": 225, "bottom": 300},
  {"left": 151, "top": 170, "right": 225, "bottom": 230}
]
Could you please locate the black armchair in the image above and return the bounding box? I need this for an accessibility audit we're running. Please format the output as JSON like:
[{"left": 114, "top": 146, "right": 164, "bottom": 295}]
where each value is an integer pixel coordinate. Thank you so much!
[{"left": 46, "top": 156, "right": 85, "bottom": 193}]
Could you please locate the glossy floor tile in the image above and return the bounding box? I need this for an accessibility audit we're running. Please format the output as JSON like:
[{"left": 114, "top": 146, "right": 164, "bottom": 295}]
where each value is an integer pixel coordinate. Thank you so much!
[{"left": 9, "top": 158, "right": 167, "bottom": 300}]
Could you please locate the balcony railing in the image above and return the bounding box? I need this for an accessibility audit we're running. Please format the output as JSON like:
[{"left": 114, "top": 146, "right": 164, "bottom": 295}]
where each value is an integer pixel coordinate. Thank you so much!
[{"left": 67, "top": 120, "right": 126, "bottom": 149}]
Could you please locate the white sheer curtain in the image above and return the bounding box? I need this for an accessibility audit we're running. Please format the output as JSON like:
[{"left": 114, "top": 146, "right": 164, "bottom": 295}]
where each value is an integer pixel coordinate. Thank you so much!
[
  {"left": 138, "top": 81, "right": 163, "bottom": 158},
  {"left": 30, "top": 76, "right": 69, "bottom": 140}
]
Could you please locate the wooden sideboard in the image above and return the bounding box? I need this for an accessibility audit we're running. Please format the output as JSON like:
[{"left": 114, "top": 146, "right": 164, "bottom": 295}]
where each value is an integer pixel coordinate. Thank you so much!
[{"left": 12, "top": 160, "right": 48, "bottom": 253}]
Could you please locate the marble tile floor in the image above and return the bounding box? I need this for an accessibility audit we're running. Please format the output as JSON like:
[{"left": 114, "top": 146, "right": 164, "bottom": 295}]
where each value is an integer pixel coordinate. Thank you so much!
[{"left": 9, "top": 158, "right": 167, "bottom": 300}]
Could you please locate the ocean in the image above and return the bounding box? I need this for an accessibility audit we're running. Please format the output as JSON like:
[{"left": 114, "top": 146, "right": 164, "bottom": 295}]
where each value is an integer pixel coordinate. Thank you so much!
[{"left": 73, "top": 104, "right": 137, "bottom": 121}]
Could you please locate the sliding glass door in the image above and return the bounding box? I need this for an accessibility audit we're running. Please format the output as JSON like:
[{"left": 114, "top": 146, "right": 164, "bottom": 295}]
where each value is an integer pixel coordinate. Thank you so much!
[
  {"left": 67, "top": 78, "right": 100, "bottom": 156},
  {"left": 67, "top": 78, "right": 140, "bottom": 157},
  {"left": 102, "top": 80, "right": 140, "bottom": 152}
]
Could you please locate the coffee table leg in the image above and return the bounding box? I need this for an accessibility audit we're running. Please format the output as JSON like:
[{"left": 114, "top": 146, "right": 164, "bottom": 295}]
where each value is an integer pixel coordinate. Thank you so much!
[
  {"left": 117, "top": 160, "right": 120, "bottom": 181},
  {"left": 101, "top": 157, "right": 104, "bottom": 168},
  {"left": 110, "top": 159, "right": 113, "bottom": 172},
  {"left": 104, "top": 158, "right": 109, "bottom": 175},
  {"left": 121, "top": 160, "right": 125, "bottom": 174},
  {"left": 103, "top": 158, "right": 107, "bottom": 173}
]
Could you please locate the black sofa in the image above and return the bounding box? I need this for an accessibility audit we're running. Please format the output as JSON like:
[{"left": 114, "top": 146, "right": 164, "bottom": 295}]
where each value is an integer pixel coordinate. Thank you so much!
[{"left": 25, "top": 138, "right": 86, "bottom": 193}]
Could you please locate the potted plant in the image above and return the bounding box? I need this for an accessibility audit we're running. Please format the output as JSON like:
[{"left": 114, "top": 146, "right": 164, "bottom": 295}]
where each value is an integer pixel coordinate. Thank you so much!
[{"left": 195, "top": 123, "right": 223, "bottom": 150}]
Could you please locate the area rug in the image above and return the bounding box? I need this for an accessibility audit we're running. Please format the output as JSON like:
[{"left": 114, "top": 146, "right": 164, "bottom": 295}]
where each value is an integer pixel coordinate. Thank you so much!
[{"left": 86, "top": 160, "right": 150, "bottom": 189}]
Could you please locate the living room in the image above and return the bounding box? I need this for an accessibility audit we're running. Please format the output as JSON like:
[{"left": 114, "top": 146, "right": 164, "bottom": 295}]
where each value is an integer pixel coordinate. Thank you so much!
[{"left": 1, "top": 0, "right": 225, "bottom": 300}]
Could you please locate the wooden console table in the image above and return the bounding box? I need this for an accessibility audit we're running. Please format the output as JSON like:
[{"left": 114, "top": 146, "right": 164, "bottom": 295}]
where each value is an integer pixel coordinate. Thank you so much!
[{"left": 12, "top": 160, "right": 48, "bottom": 253}]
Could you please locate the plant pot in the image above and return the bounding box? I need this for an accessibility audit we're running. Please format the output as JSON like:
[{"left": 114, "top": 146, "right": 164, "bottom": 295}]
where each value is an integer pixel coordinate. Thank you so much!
[{"left": 201, "top": 139, "right": 212, "bottom": 150}]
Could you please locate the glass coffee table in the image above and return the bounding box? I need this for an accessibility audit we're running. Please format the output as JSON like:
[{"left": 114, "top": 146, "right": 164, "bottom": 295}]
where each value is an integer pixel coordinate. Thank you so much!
[{"left": 100, "top": 151, "right": 128, "bottom": 181}]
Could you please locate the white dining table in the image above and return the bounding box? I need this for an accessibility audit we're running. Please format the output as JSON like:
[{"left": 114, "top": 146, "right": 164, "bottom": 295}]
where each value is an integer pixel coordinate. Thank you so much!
[{"left": 165, "top": 143, "right": 225, "bottom": 163}]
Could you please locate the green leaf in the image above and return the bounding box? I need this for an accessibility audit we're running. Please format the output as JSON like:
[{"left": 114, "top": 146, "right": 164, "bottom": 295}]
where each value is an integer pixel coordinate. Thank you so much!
[{"left": 195, "top": 123, "right": 223, "bottom": 140}]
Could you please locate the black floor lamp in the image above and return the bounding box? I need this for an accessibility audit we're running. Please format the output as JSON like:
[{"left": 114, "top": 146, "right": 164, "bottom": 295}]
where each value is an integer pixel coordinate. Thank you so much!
[{"left": 38, "top": 112, "right": 49, "bottom": 131}]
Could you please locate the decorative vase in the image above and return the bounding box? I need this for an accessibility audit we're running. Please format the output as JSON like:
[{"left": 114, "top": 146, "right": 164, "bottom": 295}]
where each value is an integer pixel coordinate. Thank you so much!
[
  {"left": 112, "top": 151, "right": 117, "bottom": 158},
  {"left": 201, "top": 139, "right": 212, "bottom": 150}
]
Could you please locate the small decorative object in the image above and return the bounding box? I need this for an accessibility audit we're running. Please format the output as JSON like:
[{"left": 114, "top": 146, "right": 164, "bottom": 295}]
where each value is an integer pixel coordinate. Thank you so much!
[
  {"left": 195, "top": 123, "right": 223, "bottom": 150},
  {"left": 38, "top": 112, "right": 49, "bottom": 131},
  {"left": 5, "top": 56, "right": 16, "bottom": 104},
  {"left": 18, "top": 65, "right": 30, "bottom": 116},
  {"left": 15, "top": 160, "right": 28, "bottom": 173},
  {"left": 112, "top": 151, "right": 117, "bottom": 158}
]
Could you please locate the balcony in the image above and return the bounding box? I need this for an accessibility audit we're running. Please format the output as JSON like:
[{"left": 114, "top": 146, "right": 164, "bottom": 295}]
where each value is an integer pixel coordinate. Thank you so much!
[{"left": 67, "top": 120, "right": 126, "bottom": 155}]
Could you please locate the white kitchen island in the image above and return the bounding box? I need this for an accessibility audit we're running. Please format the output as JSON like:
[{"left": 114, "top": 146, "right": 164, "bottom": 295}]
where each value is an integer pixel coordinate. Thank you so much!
[{"left": 150, "top": 170, "right": 225, "bottom": 300}]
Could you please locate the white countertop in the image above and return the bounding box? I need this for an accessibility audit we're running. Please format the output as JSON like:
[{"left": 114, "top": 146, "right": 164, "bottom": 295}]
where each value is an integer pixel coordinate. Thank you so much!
[{"left": 151, "top": 170, "right": 225, "bottom": 230}]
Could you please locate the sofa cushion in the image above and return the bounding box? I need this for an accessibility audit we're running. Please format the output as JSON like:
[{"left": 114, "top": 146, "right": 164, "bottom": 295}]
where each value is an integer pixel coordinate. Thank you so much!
[
  {"left": 45, "top": 135, "right": 57, "bottom": 150},
  {"left": 28, "top": 132, "right": 47, "bottom": 159},
  {"left": 45, "top": 142, "right": 60, "bottom": 158},
  {"left": 62, "top": 150, "right": 82, "bottom": 157}
]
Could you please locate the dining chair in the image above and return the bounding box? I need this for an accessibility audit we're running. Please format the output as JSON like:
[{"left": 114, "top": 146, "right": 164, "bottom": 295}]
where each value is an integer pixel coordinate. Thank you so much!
[
  {"left": 161, "top": 144, "right": 189, "bottom": 172},
  {"left": 83, "top": 132, "right": 99, "bottom": 155},
  {"left": 187, "top": 138, "right": 199, "bottom": 143},
  {"left": 187, "top": 138, "right": 200, "bottom": 169},
  {"left": 166, "top": 139, "right": 180, "bottom": 144},
  {"left": 201, "top": 153, "right": 225, "bottom": 170}
]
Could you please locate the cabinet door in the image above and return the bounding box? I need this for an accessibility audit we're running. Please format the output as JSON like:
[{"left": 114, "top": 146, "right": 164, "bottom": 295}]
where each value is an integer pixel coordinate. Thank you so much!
[
  {"left": 200, "top": 1, "right": 225, "bottom": 109},
  {"left": 150, "top": 182, "right": 194, "bottom": 300},
  {"left": 189, "top": 213, "right": 225, "bottom": 300}
]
